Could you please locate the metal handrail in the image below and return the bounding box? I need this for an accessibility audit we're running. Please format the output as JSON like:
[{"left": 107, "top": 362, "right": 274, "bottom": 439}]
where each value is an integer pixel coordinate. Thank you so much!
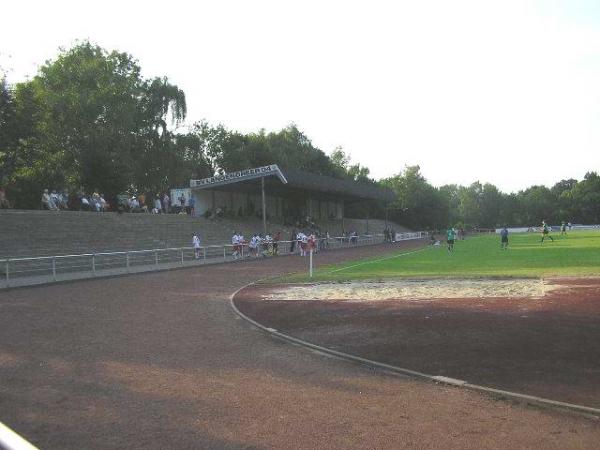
[{"left": 1, "top": 232, "right": 427, "bottom": 287}]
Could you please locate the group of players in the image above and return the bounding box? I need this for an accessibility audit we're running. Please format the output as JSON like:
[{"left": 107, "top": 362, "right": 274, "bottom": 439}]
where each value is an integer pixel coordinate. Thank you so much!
[
  {"left": 438, "top": 220, "right": 571, "bottom": 254},
  {"left": 230, "top": 230, "right": 319, "bottom": 259}
]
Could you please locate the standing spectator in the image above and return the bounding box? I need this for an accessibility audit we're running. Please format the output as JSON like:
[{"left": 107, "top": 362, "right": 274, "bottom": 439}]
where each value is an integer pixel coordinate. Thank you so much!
[
  {"left": 162, "top": 193, "right": 170, "bottom": 214},
  {"left": 231, "top": 232, "right": 240, "bottom": 259},
  {"left": 154, "top": 196, "right": 162, "bottom": 214},
  {"left": 192, "top": 233, "right": 201, "bottom": 259},
  {"left": 179, "top": 193, "right": 186, "bottom": 212},
  {"left": 249, "top": 234, "right": 259, "bottom": 258},
  {"left": 189, "top": 195, "right": 196, "bottom": 217}
]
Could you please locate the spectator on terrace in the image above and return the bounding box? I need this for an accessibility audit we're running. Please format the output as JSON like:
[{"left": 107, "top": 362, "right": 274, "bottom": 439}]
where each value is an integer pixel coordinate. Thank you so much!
[
  {"left": 50, "top": 190, "right": 60, "bottom": 209},
  {"left": 162, "top": 193, "right": 170, "bottom": 214},
  {"left": 178, "top": 193, "right": 185, "bottom": 212},
  {"left": 139, "top": 195, "right": 149, "bottom": 213},
  {"left": 189, "top": 196, "right": 196, "bottom": 217},
  {"left": 99, "top": 194, "right": 107, "bottom": 211},
  {"left": 0, "top": 188, "right": 10, "bottom": 209},
  {"left": 129, "top": 196, "right": 140, "bottom": 212},
  {"left": 42, "top": 189, "right": 58, "bottom": 210},
  {"left": 80, "top": 193, "right": 91, "bottom": 211},
  {"left": 90, "top": 192, "right": 100, "bottom": 211},
  {"left": 57, "top": 191, "right": 68, "bottom": 210}
]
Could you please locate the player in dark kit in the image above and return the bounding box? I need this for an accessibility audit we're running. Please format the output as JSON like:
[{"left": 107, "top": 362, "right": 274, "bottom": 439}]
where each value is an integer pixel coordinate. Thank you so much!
[
  {"left": 500, "top": 226, "right": 509, "bottom": 250},
  {"left": 540, "top": 220, "right": 554, "bottom": 243},
  {"left": 561, "top": 221, "right": 567, "bottom": 236}
]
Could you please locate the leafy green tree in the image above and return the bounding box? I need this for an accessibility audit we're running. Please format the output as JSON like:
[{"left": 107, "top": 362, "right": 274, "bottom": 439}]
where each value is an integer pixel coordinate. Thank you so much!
[
  {"left": 570, "top": 172, "right": 600, "bottom": 223},
  {"left": 3, "top": 41, "right": 187, "bottom": 205},
  {"left": 382, "top": 166, "right": 447, "bottom": 229}
]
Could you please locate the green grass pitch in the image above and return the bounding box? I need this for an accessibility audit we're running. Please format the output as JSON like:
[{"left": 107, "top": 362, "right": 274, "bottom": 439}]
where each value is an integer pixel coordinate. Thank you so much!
[{"left": 283, "top": 231, "right": 600, "bottom": 283}]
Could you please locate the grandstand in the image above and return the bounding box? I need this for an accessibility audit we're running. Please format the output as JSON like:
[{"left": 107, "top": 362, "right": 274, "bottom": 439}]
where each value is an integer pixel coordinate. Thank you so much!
[{"left": 0, "top": 210, "right": 409, "bottom": 258}]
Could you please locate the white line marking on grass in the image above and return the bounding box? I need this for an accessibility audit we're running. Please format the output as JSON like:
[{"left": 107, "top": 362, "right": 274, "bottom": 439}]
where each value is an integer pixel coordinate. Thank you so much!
[{"left": 328, "top": 247, "right": 430, "bottom": 274}]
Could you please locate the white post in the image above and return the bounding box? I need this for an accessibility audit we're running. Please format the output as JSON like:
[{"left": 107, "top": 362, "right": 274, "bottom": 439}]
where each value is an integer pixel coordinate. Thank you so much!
[
  {"left": 203, "top": 247, "right": 206, "bottom": 263},
  {"left": 181, "top": 248, "right": 184, "bottom": 265},
  {"left": 126, "top": 252, "right": 130, "bottom": 272},
  {"left": 92, "top": 254, "right": 96, "bottom": 276},
  {"left": 52, "top": 257, "right": 56, "bottom": 281},
  {"left": 155, "top": 250, "right": 158, "bottom": 266},
  {"left": 5, "top": 259, "right": 9, "bottom": 287},
  {"left": 309, "top": 249, "right": 313, "bottom": 278},
  {"left": 223, "top": 246, "right": 226, "bottom": 261}
]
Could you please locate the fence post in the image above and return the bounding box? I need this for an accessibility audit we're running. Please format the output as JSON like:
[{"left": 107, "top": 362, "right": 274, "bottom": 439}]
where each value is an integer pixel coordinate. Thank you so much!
[
  {"left": 126, "top": 252, "right": 130, "bottom": 273},
  {"left": 223, "top": 246, "right": 226, "bottom": 261},
  {"left": 181, "top": 248, "right": 184, "bottom": 266},
  {"left": 203, "top": 247, "right": 206, "bottom": 263},
  {"left": 5, "top": 259, "right": 9, "bottom": 287},
  {"left": 309, "top": 249, "right": 313, "bottom": 278},
  {"left": 155, "top": 250, "right": 158, "bottom": 266},
  {"left": 52, "top": 257, "right": 56, "bottom": 281},
  {"left": 92, "top": 254, "right": 96, "bottom": 276}
]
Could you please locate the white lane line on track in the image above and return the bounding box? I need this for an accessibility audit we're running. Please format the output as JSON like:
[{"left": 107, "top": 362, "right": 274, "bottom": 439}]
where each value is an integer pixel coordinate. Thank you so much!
[
  {"left": 0, "top": 421, "right": 39, "bottom": 450},
  {"left": 328, "top": 246, "right": 430, "bottom": 274},
  {"left": 229, "top": 280, "right": 600, "bottom": 419}
]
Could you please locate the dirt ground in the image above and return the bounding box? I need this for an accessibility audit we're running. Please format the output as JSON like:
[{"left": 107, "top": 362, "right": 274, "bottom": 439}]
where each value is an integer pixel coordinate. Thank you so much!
[
  {"left": 2, "top": 240, "right": 600, "bottom": 449},
  {"left": 236, "top": 278, "right": 600, "bottom": 409}
]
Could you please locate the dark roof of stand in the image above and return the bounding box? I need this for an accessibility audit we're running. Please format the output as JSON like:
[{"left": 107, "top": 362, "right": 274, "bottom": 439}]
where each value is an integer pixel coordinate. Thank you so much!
[
  {"left": 190, "top": 164, "right": 394, "bottom": 202},
  {"left": 279, "top": 167, "right": 393, "bottom": 202}
]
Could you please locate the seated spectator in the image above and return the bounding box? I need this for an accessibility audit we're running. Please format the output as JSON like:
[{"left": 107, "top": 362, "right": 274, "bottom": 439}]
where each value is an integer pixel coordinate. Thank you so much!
[
  {"left": 80, "top": 194, "right": 91, "bottom": 211},
  {"left": 129, "top": 196, "right": 140, "bottom": 212},
  {"left": 57, "top": 191, "right": 69, "bottom": 210},
  {"left": 90, "top": 192, "right": 101, "bottom": 211},
  {"left": 138, "top": 193, "right": 146, "bottom": 209},
  {"left": 99, "top": 195, "right": 107, "bottom": 211},
  {"left": 42, "top": 189, "right": 58, "bottom": 210}
]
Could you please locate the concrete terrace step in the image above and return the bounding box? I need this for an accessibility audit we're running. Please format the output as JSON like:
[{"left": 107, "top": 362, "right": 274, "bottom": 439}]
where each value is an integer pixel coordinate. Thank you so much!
[{"left": 0, "top": 210, "right": 409, "bottom": 258}]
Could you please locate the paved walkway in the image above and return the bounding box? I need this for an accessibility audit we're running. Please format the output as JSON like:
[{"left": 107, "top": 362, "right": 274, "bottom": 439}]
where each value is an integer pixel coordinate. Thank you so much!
[{"left": 0, "top": 242, "right": 598, "bottom": 449}]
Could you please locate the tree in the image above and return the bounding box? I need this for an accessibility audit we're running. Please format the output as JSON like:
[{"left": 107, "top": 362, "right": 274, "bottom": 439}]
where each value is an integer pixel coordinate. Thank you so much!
[
  {"left": 570, "top": 172, "right": 600, "bottom": 223},
  {"left": 3, "top": 41, "right": 187, "bottom": 205},
  {"left": 381, "top": 166, "right": 447, "bottom": 229}
]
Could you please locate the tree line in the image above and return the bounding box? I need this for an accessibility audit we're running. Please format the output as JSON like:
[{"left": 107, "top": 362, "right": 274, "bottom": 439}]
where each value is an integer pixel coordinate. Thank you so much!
[{"left": 1, "top": 42, "right": 599, "bottom": 228}]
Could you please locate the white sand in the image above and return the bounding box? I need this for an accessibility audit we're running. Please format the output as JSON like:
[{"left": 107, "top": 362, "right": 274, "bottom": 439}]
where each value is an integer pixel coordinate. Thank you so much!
[{"left": 263, "top": 279, "right": 558, "bottom": 302}]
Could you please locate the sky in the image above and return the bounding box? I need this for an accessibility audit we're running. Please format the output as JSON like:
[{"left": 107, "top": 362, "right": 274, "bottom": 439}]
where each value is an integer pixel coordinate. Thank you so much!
[{"left": 2, "top": 0, "right": 600, "bottom": 193}]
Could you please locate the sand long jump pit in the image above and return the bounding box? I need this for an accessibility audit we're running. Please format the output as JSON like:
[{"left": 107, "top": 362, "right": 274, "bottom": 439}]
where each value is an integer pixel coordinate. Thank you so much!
[{"left": 234, "top": 277, "right": 600, "bottom": 410}]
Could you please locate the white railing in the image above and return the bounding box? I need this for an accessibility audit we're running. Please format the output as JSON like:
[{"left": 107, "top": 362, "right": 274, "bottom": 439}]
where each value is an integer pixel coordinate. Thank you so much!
[{"left": 0, "top": 232, "right": 426, "bottom": 288}]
